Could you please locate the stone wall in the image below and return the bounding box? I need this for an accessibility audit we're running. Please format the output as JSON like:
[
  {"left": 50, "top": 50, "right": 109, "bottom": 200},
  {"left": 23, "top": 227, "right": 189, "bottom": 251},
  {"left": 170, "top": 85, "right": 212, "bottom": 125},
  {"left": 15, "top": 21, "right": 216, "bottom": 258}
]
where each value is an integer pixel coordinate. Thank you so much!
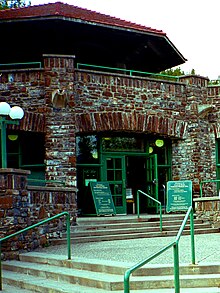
[
  {"left": 0, "top": 169, "right": 76, "bottom": 260},
  {"left": 74, "top": 69, "right": 217, "bottom": 193},
  {"left": 1, "top": 58, "right": 219, "bottom": 195},
  {"left": 194, "top": 197, "right": 220, "bottom": 228}
]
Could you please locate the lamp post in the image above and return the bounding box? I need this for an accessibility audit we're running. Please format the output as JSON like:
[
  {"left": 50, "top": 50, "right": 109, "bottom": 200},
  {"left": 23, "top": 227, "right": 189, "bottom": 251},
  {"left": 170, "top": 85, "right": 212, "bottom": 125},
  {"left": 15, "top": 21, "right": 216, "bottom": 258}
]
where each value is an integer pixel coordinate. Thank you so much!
[{"left": 0, "top": 102, "right": 24, "bottom": 168}]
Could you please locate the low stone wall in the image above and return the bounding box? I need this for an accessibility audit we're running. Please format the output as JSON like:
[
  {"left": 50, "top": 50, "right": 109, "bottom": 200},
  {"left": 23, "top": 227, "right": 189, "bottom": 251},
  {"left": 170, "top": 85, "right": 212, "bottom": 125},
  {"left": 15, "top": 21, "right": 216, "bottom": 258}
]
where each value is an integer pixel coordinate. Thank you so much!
[
  {"left": 0, "top": 169, "right": 76, "bottom": 260},
  {"left": 194, "top": 197, "right": 220, "bottom": 228}
]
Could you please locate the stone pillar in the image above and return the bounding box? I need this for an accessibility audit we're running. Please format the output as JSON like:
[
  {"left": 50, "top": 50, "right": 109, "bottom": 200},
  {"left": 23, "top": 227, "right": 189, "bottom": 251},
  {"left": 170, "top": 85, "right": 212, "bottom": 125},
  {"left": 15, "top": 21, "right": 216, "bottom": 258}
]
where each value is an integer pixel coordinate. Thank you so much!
[
  {"left": 43, "top": 54, "right": 76, "bottom": 187},
  {"left": 172, "top": 75, "right": 216, "bottom": 194}
]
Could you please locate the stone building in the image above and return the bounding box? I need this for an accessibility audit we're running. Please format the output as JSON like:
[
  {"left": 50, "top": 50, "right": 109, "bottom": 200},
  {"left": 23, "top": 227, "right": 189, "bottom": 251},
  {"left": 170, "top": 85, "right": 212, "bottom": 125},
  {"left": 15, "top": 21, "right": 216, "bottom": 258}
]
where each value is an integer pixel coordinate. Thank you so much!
[{"left": 0, "top": 1, "right": 219, "bottom": 240}]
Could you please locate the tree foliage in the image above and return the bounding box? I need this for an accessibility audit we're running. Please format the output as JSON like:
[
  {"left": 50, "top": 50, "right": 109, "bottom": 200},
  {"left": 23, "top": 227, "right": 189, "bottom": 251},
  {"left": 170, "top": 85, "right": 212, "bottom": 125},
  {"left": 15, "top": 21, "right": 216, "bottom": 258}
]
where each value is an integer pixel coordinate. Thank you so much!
[
  {"left": 160, "top": 67, "right": 196, "bottom": 77},
  {"left": 160, "top": 67, "right": 185, "bottom": 76},
  {"left": 0, "top": 0, "right": 30, "bottom": 9}
]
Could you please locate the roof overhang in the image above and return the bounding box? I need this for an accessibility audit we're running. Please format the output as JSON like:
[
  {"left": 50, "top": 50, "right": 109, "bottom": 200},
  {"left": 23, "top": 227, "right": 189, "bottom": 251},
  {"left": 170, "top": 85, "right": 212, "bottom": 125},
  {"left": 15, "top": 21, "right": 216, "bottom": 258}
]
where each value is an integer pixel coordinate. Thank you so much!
[{"left": 0, "top": 3, "right": 186, "bottom": 72}]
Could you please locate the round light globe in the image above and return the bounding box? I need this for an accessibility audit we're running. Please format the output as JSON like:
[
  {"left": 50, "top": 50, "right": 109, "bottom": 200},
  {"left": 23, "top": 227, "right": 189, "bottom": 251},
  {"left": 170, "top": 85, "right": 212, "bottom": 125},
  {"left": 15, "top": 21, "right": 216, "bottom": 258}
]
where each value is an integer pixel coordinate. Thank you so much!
[
  {"left": 0, "top": 102, "right": 11, "bottom": 115},
  {"left": 9, "top": 106, "right": 24, "bottom": 120}
]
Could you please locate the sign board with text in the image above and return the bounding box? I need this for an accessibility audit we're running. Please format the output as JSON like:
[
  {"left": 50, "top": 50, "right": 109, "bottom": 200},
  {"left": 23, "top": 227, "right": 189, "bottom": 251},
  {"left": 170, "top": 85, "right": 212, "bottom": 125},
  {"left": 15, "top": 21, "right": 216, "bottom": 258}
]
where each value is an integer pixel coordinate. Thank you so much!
[
  {"left": 166, "top": 180, "right": 192, "bottom": 212},
  {"left": 90, "top": 181, "right": 116, "bottom": 216}
]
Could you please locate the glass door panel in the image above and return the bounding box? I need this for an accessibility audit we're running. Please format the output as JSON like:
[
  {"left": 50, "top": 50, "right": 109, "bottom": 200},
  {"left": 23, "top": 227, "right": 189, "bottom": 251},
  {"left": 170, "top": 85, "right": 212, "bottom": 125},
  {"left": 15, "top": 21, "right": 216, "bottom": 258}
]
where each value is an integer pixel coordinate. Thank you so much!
[
  {"left": 102, "top": 156, "right": 126, "bottom": 214},
  {"left": 146, "top": 154, "right": 159, "bottom": 212}
]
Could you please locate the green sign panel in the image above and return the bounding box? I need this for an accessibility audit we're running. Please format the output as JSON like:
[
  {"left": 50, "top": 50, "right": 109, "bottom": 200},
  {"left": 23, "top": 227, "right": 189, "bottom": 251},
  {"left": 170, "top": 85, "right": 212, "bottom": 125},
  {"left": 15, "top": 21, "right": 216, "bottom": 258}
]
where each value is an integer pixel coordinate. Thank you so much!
[
  {"left": 90, "top": 181, "right": 116, "bottom": 216},
  {"left": 166, "top": 180, "right": 192, "bottom": 212}
]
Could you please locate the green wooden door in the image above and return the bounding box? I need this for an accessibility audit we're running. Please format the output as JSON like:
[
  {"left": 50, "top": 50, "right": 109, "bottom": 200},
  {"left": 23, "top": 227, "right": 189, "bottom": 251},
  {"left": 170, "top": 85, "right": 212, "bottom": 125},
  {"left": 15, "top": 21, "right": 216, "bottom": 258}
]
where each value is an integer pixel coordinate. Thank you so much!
[
  {"left": 146, "top": 154, "right": 159, "bottom": 212},
  {"left": 102, "top": 156, "right": 126, "bottom": 214}
]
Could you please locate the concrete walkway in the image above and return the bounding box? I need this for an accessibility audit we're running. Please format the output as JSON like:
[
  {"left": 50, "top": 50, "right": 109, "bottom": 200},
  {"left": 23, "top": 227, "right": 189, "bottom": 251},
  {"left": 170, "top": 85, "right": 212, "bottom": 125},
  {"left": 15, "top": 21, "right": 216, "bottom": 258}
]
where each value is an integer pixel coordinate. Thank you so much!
[{"left": 35, "top": 233, "right": 220, "bottom": 265}]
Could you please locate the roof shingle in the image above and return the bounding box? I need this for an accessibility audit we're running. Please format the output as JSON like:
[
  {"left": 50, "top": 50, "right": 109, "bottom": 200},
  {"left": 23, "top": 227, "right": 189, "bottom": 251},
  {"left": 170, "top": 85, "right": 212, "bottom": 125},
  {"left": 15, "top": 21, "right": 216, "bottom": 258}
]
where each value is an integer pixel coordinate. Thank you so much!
[{"left": 0, "top": 1, "right": 166, "bottom": 36}]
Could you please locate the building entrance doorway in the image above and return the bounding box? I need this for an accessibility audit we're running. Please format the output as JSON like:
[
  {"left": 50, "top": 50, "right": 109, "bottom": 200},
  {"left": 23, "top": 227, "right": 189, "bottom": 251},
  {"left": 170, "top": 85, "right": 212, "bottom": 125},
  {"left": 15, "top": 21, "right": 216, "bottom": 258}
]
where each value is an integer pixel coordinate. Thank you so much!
[
  {"left": 76, "top": 134, "right": 171, "bottom": 216},
  {"left": 101, "top": 154, "right": 158, "bottom": 215}
]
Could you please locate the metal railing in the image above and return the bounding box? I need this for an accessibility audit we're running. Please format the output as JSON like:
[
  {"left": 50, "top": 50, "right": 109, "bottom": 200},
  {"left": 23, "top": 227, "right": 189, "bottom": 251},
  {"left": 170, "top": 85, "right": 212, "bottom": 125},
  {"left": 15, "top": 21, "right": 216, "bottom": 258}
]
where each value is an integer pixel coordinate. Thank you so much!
[
  {"left": 124, "top": 206, "right": 195, "bottom": 293},
  {"left": 27, "top": 178, "right": 66, "bottom": 187},
  {"left": 0, "top": 211, "right": 71, "bottom": 291},
  {"left": 137, "top": 190, "right": 162, "bottom": 232},
  {"left": 199, "top": 179, "right": 220, "bottom": 197},
  {"left": 0, "top": 62, "right": 42, "bottom": 69},
  {"left": 76, "top": 63, "right": 180, "bottom": 81}
]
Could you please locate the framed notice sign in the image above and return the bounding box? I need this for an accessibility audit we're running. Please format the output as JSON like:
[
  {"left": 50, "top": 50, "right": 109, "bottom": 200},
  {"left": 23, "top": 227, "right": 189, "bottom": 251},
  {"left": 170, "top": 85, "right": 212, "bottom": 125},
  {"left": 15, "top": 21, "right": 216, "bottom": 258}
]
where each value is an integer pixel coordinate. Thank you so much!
[
  {"left": 90, "top": 181, "right": 116, "bottom": 216},
  {"left": 166, "top": 180, "right": 192, "bottom": 213}
]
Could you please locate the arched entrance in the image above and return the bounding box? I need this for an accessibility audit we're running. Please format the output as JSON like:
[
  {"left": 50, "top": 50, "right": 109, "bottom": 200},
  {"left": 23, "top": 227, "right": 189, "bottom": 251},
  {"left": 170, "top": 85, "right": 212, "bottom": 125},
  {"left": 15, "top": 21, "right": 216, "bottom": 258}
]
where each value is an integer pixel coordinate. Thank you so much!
[{"left": 76, "top": 134, "right": 171, "bottom": 215}]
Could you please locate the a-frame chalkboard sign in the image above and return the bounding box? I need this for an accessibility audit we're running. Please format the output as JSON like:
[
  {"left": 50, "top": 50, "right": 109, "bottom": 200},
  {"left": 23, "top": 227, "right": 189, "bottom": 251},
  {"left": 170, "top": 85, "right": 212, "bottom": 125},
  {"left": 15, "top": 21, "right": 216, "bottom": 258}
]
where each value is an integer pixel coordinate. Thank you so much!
[{"left": 90, "top": 181, "right": 116, "bottom": 216}]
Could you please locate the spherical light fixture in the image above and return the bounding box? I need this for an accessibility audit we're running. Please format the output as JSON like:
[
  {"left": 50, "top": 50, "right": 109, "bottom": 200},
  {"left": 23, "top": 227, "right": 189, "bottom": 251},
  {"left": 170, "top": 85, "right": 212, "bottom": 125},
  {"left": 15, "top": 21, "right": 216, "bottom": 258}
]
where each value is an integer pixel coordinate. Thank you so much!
[
  {"left": 155, "top": 139, "right": 164, "bottom": 147},
  {"left": 0, "top": 102, "right": 11, "bottom": 115},
  {"left": 0, "top": 102, "right": 24, "bottom": 168},
  {"left": 9, "top": 106, "right": 24, "bottom": 120},
  {"left": 149, "top": 146, "right": 153, "bottom": 154}
]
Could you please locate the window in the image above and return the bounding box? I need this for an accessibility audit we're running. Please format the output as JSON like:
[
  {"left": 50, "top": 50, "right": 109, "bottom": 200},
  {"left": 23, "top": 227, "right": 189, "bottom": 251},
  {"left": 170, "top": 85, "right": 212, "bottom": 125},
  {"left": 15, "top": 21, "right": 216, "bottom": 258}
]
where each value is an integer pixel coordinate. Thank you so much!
[
  {"left": 6, "top": 130, "right": 45, "bottom": 181},
  {"left": 76, "top": 135, "right": 98, "bottom": 164}
]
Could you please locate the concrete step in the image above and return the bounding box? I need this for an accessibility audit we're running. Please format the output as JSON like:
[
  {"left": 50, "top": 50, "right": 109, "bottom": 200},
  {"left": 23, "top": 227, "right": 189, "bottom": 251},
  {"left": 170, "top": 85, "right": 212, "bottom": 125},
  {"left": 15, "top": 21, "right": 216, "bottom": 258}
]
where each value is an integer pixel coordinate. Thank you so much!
[
  {"left": 3, "top": 260, "right": 123, "bottom": 290},
  {"left": 3, "top": 252, "right": 220, "bottom": 292},
  {"left": 72, "top": 219, "right": 204, "bottom": 232},
  {"left": 51, "top": 227, "right": 219, "bottom": 244},
  {"left": 4, "top": 253, "right": 220, "bottom": 291},
  {"left": 69, "top": 223, "right": 212, "bottom": 237},
  {"left": 4, "top": 271, "right": 220, "bottom": 292},
  {"left": 58, "top": 214, "right": 218, "bottom": 244},
  {"left": 75, "top": 214, "right": 187, "bottom": 225},
  {"left": 3, "top": 270, "right": 111, "bottom": 293},
  {"left": 17, "top": 252, "right": 220, "bottom": 276}
]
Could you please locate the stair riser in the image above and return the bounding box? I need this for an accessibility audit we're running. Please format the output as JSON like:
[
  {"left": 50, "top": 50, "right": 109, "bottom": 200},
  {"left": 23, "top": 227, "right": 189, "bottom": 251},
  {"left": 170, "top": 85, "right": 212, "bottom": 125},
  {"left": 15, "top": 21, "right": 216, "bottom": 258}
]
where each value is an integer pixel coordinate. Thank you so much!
[
  {"left": 4, "top": 277, "right": 220, "bottom": 293},
  {"left": 4, "top": 271, "right": 220, "bottom": 293},
  {"left": 70, "top": 224, "right": 211, "bottom": 237},
  {"left": 73, "top": 220, "right": 204, "bottom": 231},
  {"left": 76, "top": 215, "right": 188, "bottom": 226},
  {"left": 19, "top": 254, "right": 127, "bottom": 275},
  {"left": 134, "top": 265, "right": 220, "bottom": 276},
  {"left": 3, "top": 264, "right": 119, "bottom": 290},
  {"left": 3, "top": 278, "right": 67, "bottom": 293},
  {"left": 51, "top": 229, "right": 219, "bottom": 245},
  {"left": 18, "top": 255, "right": 220, "bottom": 277}
]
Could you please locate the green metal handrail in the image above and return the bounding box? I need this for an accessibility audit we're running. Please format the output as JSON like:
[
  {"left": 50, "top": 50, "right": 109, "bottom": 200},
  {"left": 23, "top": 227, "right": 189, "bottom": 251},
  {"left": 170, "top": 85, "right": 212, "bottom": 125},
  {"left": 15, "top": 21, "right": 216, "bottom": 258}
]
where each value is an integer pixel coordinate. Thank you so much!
[
  {"left": 199, "top": 179, "right": 220, "bottom": 197},
  {"left": 0, "top": 211, "right": 71, "bottom": 291},
  {"left": 27, "top": 178, "right": 66, "bottom": 186},
  {"left": 76, "top": 63, "right": 179, "bottom": 81},
  {"left": 0, "top": 62, "right": 42, "bottom": 69},
  {"left": 137, "top": 190, "right": 162, "bottom": 232},
  {"left": 124, "top": 206, "right": 195, "bottom": 293}
]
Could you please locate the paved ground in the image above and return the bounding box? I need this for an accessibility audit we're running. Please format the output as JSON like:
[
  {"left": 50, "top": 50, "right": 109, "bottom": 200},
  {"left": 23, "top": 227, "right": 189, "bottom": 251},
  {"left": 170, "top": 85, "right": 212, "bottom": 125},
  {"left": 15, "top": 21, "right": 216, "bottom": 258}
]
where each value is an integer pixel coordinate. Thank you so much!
[{"left": 34, "top": 233, "right": 220, "bottom": 265}]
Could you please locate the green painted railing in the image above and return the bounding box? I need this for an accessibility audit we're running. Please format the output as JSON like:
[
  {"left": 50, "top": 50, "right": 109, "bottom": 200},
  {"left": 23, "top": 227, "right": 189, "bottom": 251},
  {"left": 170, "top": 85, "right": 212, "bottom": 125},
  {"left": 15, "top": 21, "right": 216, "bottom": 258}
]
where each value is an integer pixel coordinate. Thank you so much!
[
  {"left": 199, "top": 179, "right": 220, "bottom": 197},
  {"left": 27, "top": 178, "right": 66, "bottom": 186},
  {"left": 124, "top": 206, "right": 195, "bottom": 293},
  {"left": 137, "top": 190, "right": 162, "bottom": 232},
  {"left": 76, "top": 63, "right": 180, "bottom": 81},
  {"left": 0, "top": 62, "right": 42, "bottom": 69},
  {"left": 0, "top": 211, "right": 71, "bottom": 291}
]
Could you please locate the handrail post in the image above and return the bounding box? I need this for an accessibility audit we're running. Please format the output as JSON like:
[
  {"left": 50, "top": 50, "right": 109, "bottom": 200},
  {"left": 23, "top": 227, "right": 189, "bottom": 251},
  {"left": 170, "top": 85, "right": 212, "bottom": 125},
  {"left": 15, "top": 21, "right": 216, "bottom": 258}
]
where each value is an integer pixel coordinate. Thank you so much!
[
  {"left": 159, "top": 203, "right": 162, "bottom": 232},
  {"left": 190, "top": 208, "right": 196, "bottom": 264},
  {"left": 173, "top": 243, "right": 180, "bottom": 293},
  {"left": 137, "top": 191, "right": 140, "bottom": 218},
  {"left": 200, "top": 181, "right": 203, "bottom": 197},
  {"left": 124, "top": 270, "right": 131, "bottom": 293},
  {"left": 66, "top": 212, "right": 71, "bottom": 260}
]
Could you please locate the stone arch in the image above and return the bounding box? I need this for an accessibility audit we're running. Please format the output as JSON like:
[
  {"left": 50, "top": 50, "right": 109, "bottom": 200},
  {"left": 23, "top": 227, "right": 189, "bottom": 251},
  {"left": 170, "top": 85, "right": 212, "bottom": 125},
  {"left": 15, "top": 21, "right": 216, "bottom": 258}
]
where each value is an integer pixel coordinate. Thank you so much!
[
  {"left": 76, "top": 112, "right": 187, "bottom": 139},
  {"left": 8, "top": 112, "right": 46, "bottom": 132}
]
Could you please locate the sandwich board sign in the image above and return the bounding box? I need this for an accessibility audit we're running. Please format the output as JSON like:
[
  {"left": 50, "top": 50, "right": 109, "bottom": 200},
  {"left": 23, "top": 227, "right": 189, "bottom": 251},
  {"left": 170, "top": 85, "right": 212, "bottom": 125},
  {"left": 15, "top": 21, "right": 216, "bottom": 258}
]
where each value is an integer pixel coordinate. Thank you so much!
[
  {"left": 90, "top": 181, "right": 116, "bottom": 216},
  {"left": 166, "top": 180, "right": 192, "bottom": 213}
]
